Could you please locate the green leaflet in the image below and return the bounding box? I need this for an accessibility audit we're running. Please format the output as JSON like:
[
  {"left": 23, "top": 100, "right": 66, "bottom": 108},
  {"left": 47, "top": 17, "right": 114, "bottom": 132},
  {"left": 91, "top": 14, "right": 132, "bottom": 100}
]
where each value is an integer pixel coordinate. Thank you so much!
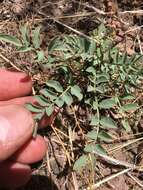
[{"left": 0, "top": 34, "right": 22, "bottom": 47}]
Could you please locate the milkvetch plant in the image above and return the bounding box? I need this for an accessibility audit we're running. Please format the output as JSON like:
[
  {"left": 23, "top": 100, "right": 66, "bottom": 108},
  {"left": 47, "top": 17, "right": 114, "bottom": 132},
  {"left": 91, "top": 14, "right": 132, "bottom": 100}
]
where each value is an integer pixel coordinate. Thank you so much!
[{"left": 0, "top": 23, "right": 142, "bottom": 172}]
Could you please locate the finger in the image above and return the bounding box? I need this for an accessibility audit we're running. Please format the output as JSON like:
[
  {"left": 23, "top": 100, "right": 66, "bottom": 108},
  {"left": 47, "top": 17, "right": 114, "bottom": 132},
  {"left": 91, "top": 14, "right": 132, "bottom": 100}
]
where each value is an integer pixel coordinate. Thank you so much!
[
  {"left": 11, "top": 135, "right": 47, "bottom": 164},
  {"left": 39, "top": 108, "right": 59, "bottom": 128},
  {"left": 0, "top": 97, "right": 59, "bottom": 129},
  {"left": 0, "top": 69, "right": 32, "bottom": 101},
  {"left": 0, "top": 96, "right": 36, "bottom": 106},
  {"left": 0, "top": 97, "right": 58, "bottom": 128},
  {"left": 0, "top": 105, "right": 34, "bottom": 161},
  {"left": 0, "top": 161, "right": 31, "bottom": 188}
]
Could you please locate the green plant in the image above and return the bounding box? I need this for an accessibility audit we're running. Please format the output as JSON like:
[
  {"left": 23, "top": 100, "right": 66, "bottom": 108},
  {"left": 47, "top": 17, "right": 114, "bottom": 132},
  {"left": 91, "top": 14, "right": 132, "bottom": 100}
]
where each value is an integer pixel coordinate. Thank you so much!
[
  {"left": 0, "top": 24, "right": 46, "bottom": 63},
  {"left": 0, "top": 24, "right": 142, "bottom": 173}
]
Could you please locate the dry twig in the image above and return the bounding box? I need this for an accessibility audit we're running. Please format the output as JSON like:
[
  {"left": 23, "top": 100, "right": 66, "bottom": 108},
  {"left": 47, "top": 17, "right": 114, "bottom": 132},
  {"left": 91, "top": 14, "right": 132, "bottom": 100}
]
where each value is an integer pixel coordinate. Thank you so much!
[{"left": 0, "top": 53, "right": 22, "bottom": 71}]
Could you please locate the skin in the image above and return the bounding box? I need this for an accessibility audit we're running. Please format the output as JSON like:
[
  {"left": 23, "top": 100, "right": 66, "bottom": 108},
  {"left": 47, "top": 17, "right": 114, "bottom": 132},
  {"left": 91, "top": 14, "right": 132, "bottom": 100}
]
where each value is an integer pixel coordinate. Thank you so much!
[{"left": 0, "top": 69, "right": 50, "bottom": 188}]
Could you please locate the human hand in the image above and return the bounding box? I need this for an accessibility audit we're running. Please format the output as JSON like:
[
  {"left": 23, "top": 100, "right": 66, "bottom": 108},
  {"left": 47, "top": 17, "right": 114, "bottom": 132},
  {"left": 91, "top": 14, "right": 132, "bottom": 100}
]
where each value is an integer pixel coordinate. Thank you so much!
[{"left": 0, "top": 69, "right": 48, "bottom": 188}]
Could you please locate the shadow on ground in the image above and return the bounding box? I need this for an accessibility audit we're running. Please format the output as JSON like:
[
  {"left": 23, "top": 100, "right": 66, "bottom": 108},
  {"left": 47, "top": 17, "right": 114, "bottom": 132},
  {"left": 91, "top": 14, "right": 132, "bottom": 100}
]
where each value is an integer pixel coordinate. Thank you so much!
[{"left": 18, "top": 175, "right": 59, "bottom": 190}]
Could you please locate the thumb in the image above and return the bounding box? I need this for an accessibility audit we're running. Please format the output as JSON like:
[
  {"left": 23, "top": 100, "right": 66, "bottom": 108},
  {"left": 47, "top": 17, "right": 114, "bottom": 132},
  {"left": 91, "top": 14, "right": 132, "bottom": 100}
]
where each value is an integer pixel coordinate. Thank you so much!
[{"left": 0, "top": 105, "right": 34, "bottom": 161}]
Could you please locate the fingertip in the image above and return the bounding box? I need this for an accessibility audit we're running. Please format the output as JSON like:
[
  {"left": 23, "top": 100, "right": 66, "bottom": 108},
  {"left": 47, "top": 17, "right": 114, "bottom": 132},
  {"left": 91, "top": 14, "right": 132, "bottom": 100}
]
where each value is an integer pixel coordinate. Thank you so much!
[
  {"left": 11, "top": 135, "right": 47, "bottom": 164},
  {"left": 0, "top": 69, "right": 32, "bottom": 101},
  {"left": 39, "top": 108, "right": 59, "bottom": 128},
  {"left": 0, "top": 96, "right": 36, "bottom": 106}
]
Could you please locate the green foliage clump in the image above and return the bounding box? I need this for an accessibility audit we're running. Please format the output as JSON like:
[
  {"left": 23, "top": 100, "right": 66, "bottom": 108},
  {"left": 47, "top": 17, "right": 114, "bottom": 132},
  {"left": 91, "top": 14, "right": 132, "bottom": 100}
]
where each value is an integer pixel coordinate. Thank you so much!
[{"left": 0, "top": 23, "right": 142, "bottom": 172}]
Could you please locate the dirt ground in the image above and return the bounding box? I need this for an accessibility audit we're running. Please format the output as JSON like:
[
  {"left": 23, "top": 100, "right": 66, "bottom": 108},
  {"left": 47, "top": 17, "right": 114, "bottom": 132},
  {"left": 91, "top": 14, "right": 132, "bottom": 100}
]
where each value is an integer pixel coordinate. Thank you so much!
[{"left": 0, "top": 0, "right": 143, "bottom": 190}]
